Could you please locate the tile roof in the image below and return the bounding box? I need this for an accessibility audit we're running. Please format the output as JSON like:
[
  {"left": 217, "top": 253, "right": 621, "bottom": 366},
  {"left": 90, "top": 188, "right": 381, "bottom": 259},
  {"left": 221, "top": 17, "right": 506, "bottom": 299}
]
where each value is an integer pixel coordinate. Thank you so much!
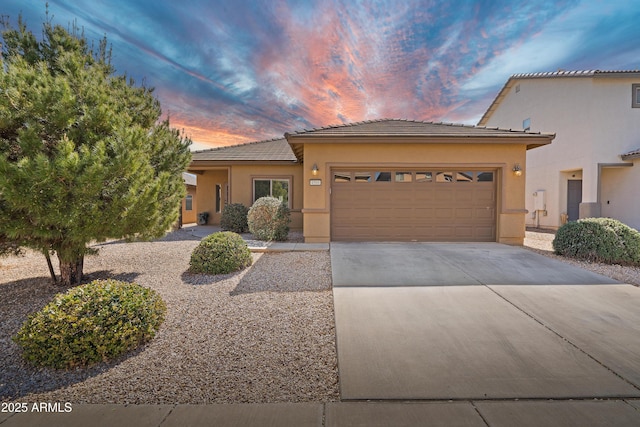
[
  {"left": 190, "top": 138, "right": 297, "bottom": 163},
  {"left": 189, "top": 119, "right": 554, "bottom": 166},
  {"left": 510, "top": 69, "right": 640, "bottom": 79},
  {"left": 621, "top": 148, "right": 640, "bottom": 160},
  {"left": 285, "top": 118, "right": 551, "bottom": 138},
  {"left": 478, "top": 69, "right": 640, "bottom": 126}
]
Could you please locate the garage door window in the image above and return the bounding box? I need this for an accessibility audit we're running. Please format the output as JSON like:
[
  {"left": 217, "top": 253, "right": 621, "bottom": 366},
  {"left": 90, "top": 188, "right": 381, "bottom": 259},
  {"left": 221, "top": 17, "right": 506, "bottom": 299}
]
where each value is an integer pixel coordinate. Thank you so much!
[
  {"left": 478, "top": 172, "right": 494, "bottom": 182},
  {"left": 436, "top": 172, "right": 454, "bottom": 182},
  {"left": 416, "top": 172, "right": 433, "bottom": 182},
  {"left": 375, "top": 172, "right": 392, "bottom": 182},
  {"left": 334, "top": 173, "right": 351, "bottom": 182},
  {"left": 355, "top": 172, "right": 372, "bottom": 182},
  {"left": 458, "top": 172, "right": 474, "bottom": 182},
  {"left": 395, "top": 172, "right": 413, "bottom": 182}
]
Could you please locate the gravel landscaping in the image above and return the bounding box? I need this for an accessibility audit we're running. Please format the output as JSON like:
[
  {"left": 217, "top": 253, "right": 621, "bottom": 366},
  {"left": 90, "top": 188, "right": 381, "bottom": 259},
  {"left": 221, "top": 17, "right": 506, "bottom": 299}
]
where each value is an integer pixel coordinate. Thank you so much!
[
  {"left": 524, "top": 229, "right": 640, "bottom": 286},
  {"left": 2, "top": 228, "right": 638, "bottom": 405},
  {"left": 0, "top": 230, "right": 339, "bottom": 404}
]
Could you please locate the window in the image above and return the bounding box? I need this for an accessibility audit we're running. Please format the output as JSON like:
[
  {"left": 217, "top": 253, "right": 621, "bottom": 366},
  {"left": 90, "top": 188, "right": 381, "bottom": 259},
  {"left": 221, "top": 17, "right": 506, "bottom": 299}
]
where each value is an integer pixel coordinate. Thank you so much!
[
  {"left": 355, "top": 172, "right": 371, "bottom": 182},
  {"left": 215, "top": 184, "right": 222, "bottom": 213},
  {"left": 185, "top": 194, "right": 193, "bottom": 211},
  {"left": 334, "top": 172, "right": 351, "bottom": 182},
  {"left": 458, "top": 171, "right": 474, "bottom": 182},
  {"left": 633, "top": 84, "right": 640, "bottom": 108},
  {"left": 523, "top": 118, "right": 531, "bottom": 131},
  {"left": 416, "top": 172, "right": 432, "bottom": 182},
  {"left": 478, "top": 171, "right": 494, "bottom": 182},
  {"left": 515, "top": 84, "right": 520, "bottom": 93},
  {"left": 395, "top": 172, "right": 412, "bottom": 182},
  {"left": 374, "top": 172, "right": 392, "bottom": 182},
  {"left": 253, "top": 178, "right": 290, "bottom": 206},
  {"left": 436, "top": 171, "right": 454, "bottom": 182}
]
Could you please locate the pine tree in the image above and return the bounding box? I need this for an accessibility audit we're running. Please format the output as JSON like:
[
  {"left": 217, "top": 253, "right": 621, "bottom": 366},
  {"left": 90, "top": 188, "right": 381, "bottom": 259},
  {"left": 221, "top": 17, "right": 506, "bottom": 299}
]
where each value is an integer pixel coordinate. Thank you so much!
[{"left": 0, "top": 14, "right": 192, "bottom": 286}]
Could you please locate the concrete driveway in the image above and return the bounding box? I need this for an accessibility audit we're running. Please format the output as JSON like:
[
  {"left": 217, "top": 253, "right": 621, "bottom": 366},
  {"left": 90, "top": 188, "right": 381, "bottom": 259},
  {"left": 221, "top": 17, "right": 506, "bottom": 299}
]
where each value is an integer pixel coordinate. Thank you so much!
[{"left": 331, "top": 242, "right": 640, "bottom": 401}]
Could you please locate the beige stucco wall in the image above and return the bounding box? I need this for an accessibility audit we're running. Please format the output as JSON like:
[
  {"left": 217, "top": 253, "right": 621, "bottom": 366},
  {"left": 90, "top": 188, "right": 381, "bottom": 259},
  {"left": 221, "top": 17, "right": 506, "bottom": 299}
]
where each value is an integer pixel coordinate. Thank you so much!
[
  {"left": 601, "top": 162, "right": 640, "bottom": 230},
  {"left": 483, "top": 76, "right": 640, "bottom": 229},
  {"left": 229, "top": 164, "right": 303, "bottom": 230},
  {"left": 299, "top": 139, "right": 530, "bottom": 244},
  {"left": 181, "top": 185, "right": 197, "bottom": 224},
  {"left": 191, "top": 164, "right": 303, "bottom": 229},
  {"left": 194, "top": 169, "right": 228, "bottom": 225}
]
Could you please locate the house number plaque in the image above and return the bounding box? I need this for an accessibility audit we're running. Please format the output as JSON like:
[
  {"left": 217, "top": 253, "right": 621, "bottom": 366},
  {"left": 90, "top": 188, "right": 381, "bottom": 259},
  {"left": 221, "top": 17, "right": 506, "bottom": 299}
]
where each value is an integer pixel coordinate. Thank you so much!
[{"left": 309, "top": 179, "right": 322, "bottom": 186}]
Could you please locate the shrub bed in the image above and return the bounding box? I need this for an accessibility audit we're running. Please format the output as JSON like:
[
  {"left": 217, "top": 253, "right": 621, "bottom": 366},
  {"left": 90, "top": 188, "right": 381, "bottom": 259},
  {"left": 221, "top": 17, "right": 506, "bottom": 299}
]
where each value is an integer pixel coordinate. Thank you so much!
[
  {"left": 247, "top": 196, "right": 290, "bottom": 241},
  {"left": 13, "top": 279, "right": 166, "bottom": 369},
  {"left": 553, "top": 217, "right": 640, "bottom": 265},
  {"left": 189, "top": 231, "right": 252, "bottom": 274},
  {"left": 220, "top": 203, "right": 249, "bottom": 233}
]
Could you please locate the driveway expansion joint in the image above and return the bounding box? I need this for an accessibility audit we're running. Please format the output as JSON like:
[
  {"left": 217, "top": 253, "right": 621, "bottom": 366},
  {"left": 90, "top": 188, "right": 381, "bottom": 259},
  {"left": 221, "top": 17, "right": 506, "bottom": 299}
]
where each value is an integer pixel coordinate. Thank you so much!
[{"left": 486, "top": 285, "right": 640, "bottom": 394}]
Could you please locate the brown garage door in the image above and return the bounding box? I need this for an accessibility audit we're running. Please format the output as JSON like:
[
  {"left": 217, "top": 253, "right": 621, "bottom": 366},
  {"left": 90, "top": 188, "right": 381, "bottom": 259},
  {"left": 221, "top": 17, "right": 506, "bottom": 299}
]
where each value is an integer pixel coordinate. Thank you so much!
[{"left": 331, "top": 170, "right": 496, "bottom": 242}]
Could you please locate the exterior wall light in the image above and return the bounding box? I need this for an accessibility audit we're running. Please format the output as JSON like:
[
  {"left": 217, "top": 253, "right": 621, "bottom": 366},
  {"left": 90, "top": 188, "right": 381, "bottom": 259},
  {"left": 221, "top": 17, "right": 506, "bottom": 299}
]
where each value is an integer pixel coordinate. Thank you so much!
[
  {"left": 311, "top": 163, "right": 319, "bottom": 176},
  {"left": 513, "top": 163, "right": 522, "bottom": 176}
]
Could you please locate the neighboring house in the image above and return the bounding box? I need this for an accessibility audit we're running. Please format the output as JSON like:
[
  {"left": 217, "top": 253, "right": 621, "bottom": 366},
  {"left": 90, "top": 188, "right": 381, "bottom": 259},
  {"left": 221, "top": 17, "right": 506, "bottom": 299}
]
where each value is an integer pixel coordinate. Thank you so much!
[
  {"left": 181, "top": 172, "right": 197, "bottom": 224},
  {"left": 478, "top": 70, "right": 640, "bottom": 230},
  {"left": 189, "top": 119, "right": 553, "bottom": 244}
]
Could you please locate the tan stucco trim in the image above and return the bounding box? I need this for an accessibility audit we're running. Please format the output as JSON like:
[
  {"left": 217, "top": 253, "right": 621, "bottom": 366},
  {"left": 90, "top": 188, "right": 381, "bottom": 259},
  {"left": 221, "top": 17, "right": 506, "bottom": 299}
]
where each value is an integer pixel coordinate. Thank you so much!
[
  {"left": 301, "top": 208, "right": 330, "bottom": 213},
  {"left": 289, "top": 135, "right": 552, "bottom": 162}
]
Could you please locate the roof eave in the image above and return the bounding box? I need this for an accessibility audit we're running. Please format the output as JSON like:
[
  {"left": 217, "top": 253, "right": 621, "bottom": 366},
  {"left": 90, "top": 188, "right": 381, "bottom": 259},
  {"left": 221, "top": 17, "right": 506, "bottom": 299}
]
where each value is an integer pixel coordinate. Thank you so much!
[
  {"left": 189, "top": 159, "right": 299, "bottom": 168},
  {"left": 477, "top": 78, "right": 515, "bottom": 127}
]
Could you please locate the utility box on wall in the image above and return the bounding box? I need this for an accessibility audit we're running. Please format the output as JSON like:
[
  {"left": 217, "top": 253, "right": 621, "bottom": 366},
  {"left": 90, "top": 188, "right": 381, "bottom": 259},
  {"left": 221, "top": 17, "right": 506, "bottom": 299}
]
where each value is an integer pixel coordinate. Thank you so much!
[{"left": 533, "top": 190, "right": 546, "bottom": 211}]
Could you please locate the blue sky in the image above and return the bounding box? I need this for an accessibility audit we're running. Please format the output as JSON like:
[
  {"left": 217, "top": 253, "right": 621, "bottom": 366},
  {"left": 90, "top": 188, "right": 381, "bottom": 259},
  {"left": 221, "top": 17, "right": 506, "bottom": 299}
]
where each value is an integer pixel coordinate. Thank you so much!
[{"left": 3, "top": 0, "right": 640, "bottom": 149}]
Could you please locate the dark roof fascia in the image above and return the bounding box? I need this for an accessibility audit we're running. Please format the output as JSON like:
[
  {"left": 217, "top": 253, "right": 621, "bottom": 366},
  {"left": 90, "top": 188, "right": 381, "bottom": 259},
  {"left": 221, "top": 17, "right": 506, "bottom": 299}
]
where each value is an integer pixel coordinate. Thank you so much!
[
  {"left": 189, "top": 159, "right": 299, "bottom": 168},
  {"left": 621, "top": 151, "right": 640, "bottom": 161},
  {"left": 286, "top": 133, "right": 552, "bottom": 140},
  {"left": 511, "top": 70, "right": 640, "bottom": 79}
]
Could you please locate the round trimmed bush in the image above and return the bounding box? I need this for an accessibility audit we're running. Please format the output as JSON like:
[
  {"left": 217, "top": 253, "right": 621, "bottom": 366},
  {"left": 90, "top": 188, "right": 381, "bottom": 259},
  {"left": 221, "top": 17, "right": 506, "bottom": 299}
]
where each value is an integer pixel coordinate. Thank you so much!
[
  {"left": 220, "top": 203, "right": 249, "bottom": 233},
  {"left": 553, "top": 218, "right": 640, "bottom": 265},
  {"left": 189, "top": 231, "right": 252, "bottom": 274},
  {"left": 248, "top": 196, "right": 290, "bottom": 241},
  {"left": 13, "top": 279, "right": 166, "bottom": 369}
]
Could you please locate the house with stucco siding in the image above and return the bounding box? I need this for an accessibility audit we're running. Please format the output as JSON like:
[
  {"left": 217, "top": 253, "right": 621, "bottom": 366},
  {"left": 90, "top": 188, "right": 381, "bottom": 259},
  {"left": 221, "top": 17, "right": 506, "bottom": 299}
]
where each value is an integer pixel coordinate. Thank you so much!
[
  {"left": 188, "top": 119, "right": 554, "bottom": 244},
  {"left": 478, "top": 70, "right": 640, "bottom": 230}
]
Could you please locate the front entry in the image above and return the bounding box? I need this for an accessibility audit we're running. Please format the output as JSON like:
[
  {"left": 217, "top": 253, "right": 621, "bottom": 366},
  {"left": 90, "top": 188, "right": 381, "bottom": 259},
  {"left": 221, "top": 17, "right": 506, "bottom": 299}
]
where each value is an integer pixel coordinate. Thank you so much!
[{"left": 567, "top": 180, "right": 582, "bottom": 221}]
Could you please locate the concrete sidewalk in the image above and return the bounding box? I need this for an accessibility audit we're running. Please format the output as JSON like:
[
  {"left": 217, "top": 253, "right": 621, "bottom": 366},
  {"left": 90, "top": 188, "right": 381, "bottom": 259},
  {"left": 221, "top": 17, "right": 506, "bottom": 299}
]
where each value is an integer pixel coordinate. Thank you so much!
[
  {"left": 181, "top": 225, "right": 328, "bottom": 252},
  {"left": 3, "top": 401, "right": 640, "bottom": 426}
]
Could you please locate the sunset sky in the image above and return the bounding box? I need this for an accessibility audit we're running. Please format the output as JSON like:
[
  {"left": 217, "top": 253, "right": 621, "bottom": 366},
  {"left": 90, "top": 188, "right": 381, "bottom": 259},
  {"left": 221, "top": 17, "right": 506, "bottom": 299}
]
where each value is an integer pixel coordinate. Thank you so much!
[{"left": 4, "top": 1, "right": 640, "bottom": 150}]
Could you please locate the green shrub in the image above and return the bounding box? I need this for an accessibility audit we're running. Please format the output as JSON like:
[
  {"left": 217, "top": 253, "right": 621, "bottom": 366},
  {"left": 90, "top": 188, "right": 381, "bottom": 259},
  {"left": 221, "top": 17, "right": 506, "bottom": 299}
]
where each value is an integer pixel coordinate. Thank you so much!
[
  {"left": 189, "top": 231, "right": 252, "bottom": 274},
  {"left": 220, "top": 203, "right": 249, "bottom": 233},
  {"left": 553, "top": 218, "right": 640, "bottom": 265},
  {"left": 247, "top": 196, "right": 290, "bottom": 241},
  {"left": 13, "top": 279, "right": 166, "bottom": 369}
]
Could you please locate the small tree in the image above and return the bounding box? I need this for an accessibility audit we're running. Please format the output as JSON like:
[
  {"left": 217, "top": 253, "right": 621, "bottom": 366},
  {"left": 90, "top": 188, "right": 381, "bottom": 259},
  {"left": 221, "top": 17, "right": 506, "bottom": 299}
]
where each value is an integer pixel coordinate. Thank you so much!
[{"left": 0, "top": 14, "right": 192, "bottom": 286}]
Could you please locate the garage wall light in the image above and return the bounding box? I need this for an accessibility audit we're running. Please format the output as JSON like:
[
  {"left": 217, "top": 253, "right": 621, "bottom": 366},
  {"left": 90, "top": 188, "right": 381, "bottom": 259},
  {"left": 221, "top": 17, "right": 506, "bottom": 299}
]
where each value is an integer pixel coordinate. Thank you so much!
[
  {"left": 311, "top": 163, "right": 319, "bottom": 176},
  {"left": 512, "top": 163, "right": 522, "bottom": 176}
]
